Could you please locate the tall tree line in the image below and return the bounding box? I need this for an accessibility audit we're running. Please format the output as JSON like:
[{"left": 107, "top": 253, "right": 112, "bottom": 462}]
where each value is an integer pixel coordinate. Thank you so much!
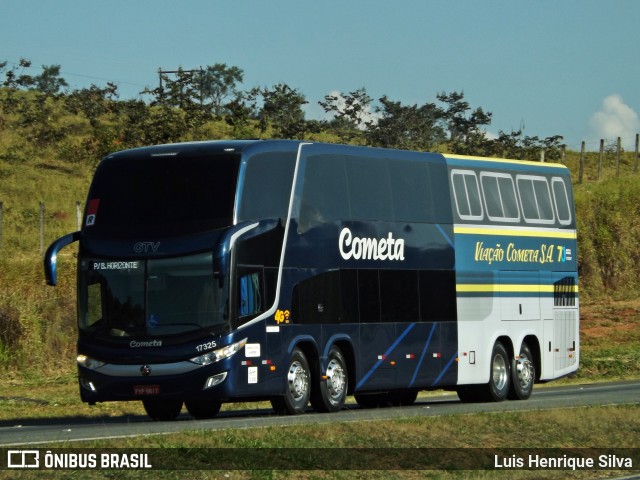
[{"left": 0, "top": 58, "right": 565, "bottom": 162}]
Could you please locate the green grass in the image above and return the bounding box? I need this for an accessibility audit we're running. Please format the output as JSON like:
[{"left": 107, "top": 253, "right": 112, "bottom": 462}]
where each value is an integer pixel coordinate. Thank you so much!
[{"left": 0, "top": 405, "right": 637, "bottom": 479}]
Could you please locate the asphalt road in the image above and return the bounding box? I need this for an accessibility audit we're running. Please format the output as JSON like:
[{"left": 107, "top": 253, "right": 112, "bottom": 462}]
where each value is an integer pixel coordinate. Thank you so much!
[{"left": 0, "top": 380, "right": 638, "bottom": 447}]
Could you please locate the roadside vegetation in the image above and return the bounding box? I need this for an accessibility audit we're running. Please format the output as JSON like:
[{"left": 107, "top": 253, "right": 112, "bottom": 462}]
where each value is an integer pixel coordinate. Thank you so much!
[
  {"left": 1, "top": 58, "right": 640, "bottom": 380},
  {"left": 0, "top": 58, "right": 639, "bottom": 480}
]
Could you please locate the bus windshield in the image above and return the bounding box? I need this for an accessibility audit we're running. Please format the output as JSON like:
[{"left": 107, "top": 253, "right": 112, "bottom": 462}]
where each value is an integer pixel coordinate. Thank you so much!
[
  {"left": 79, "top": 252, "right": 229, "bottom": 338},
  {"left": 84, "top": 153, "right": 240, "bottom": 238}
]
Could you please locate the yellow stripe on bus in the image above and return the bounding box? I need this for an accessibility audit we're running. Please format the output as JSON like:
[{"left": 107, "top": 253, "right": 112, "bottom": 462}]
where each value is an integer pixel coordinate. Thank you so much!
[
  {"left": 453, "top": 226, "right": 577, "bottom": 239},
  {"left": 456, "top": 284, "right": 579, "bottom": 293},
  {"left": 443, "top": 153, "right": 569, "bottom": 169}
]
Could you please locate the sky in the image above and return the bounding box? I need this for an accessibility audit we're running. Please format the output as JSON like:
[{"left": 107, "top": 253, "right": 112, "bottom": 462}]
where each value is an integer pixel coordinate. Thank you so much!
[{"left": 1, "top": 0, "right": 639, "bottom": 151}]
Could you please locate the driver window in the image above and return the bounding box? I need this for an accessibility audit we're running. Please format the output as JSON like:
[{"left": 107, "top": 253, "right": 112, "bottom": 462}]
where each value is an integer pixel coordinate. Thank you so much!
[{"left": 239, "top": 270, "right": 263, "bottom": 317}]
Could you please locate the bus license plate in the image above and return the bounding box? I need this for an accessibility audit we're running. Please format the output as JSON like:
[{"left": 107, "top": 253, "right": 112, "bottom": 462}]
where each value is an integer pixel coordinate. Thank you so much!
[{"left": 134, "top": 385, "right": 160, "bottom": 395}]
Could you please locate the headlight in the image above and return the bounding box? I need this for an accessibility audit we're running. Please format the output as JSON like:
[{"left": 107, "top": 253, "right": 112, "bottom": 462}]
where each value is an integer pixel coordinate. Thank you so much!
[
  {"left": 190, "top": 338, "right": 248, "bottom": 366},
  {"left": 77, "top": 354, "right": 105, "bottom": 370}
]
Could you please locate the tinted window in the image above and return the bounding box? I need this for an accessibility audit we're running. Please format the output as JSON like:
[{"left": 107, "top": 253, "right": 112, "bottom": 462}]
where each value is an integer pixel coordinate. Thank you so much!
[
  {"left": 300, "top": 153, "right": 446, "bottom": 228},
  {"left": 346, "top": 156, "right": 393, "bottom": 221},
  {"left": 380, "top": 270, "right": 419, "bottom": 322},
  {"left": 299, "top": 155, "right": 349, "bottom": 231},
  {"left": 85, "top": 154, "right": 239, "bottom": 238},
  {"left": 552, "top": 177, "right": 572, "bottom": 225},
  {"left": 451, "top": 170, "right": 483, "bottom": 220},
  {"left": 481, "top": 173, "right": 519, "bottom": 222},
  {"left": 358, "top": 270, "right": 381, "bottom": 323},
  {"left": 390, "top": 160, "right": 433, "bottom": 222},
  {"left": 517, "top": 176, "right": 555, "bottom": 224},
  {"left": 238, "top": 152, "right": 296, "bottom": 222}
]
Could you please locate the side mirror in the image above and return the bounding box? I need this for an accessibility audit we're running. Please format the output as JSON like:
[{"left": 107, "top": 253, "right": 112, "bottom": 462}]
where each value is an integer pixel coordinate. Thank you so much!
[{"left": 44, "top": 231, "right": 80, "bottom": 286}]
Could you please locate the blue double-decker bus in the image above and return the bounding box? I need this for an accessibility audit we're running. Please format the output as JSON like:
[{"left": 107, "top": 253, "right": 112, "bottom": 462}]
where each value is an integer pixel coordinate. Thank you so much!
[{"left": 45, "top": 140, "right": 579, "bottom": 420}]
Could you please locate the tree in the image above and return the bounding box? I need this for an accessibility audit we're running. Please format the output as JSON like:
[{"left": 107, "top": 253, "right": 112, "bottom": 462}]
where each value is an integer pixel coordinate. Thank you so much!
[
  {"left": 366, "top": 96, "right": 446, "bottom": 151},
  {"left": 143, "top": 68, "right": 209, "bottom": 130},
  {"left": 437, "top": 91, "right": 493, "bottom": 155},
  {"left": 200, "top": 63, "right": 244, "bottom": 118},
  {"left": 319, "top": 87, "right": 373, "bottom": 142},
  {"left": 65, "top": 83, "right": 119, "bottom": 127},
  {"left": 31, "top": 65, "right": 68, "bottom": 95},
  {"left": 224, "top": 92, "right": 258, "bottom": 138},
  {"left": 255, "top": 83, "right": 307, "bottom": 139},
  {"left": 492, "top": 130, "right": 565, "bottom": 161}
]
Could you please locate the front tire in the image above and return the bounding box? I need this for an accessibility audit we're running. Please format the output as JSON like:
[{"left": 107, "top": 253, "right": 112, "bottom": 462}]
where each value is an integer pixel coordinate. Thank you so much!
[
  {"left": 185, "top": 399, "right": 222, "bottom": 419},
  {"left": 271, "top": 347, "right": 311, "bottom": 415},
  {"left": 142, "top": 399, "right": 183, "bottom": 421},
  {"left": 311, "top": 346, "right": 348, "bottom": 413}
]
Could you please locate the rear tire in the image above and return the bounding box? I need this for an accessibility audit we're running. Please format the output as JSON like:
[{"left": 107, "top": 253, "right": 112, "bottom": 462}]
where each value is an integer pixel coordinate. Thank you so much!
[
  {"left": 508, "top": 342, "right": 535, "bottom": 400},
  {"left": 142, "top": 399, "right": 183, "bottom": 421}
]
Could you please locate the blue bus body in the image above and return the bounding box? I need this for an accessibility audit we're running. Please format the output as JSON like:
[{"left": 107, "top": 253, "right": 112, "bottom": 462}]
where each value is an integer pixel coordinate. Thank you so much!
[{"left": 45, "top": 140, "right": 578, "bottom": 419}]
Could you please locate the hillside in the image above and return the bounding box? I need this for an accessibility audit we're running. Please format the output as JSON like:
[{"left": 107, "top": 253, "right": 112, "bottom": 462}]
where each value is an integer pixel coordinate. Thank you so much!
[{"left": 1, "top": 86, "right": 640, "bottom": 377}]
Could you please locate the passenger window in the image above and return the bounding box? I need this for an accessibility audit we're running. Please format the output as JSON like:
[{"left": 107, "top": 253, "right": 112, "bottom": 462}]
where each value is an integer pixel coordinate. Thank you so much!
[
  {"left": 552, "top": 177, "right": 572, "bottom": 225},
  {"left": 480, "top": 173, "right": 519, "bottom": 222},
  {"left": 298, "top": 155, "right": 349, "bottom": 232},
  {"left": 389, "top": 159, "right": 433, "bottom": 223},
  {"left": 451, "top": 170, "right": 483, "bottom": 220},
  {"left": 517, "top": 176, "right": 555, "bottom": 224},
  {"left": 346, "top": 156, "right": 393, "bottom": 221}
]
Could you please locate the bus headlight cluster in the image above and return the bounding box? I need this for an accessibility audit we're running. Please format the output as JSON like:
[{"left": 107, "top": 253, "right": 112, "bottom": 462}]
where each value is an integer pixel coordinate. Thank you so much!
[
  {"left": 190, "top": 338, "right": 248, "bottom": 366},
  {"left": 77, "top": 354, "right": 105, "bottom": 370}
]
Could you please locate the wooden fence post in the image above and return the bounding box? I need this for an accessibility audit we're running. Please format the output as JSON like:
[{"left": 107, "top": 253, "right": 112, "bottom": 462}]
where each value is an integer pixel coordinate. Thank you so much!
[
  {"left": 0, "top": 201, "right": 3, "bottom": 249},
  {"left": 578, "top": 142, "right": 585, "bottom": 184},
  {"left": 598, "top": 139, "right": 604, "bottom": 180},
  {"left": 635, "top": 133, "right": 639, "bottom": 174},
  {"left": 76, "top": 201, "right": 82, "bottom": 231}
]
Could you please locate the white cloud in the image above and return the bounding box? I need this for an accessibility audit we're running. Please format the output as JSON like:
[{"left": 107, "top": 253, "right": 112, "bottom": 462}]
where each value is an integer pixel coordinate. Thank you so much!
[{"left": 588, "top": 94, "right": 639, "bottom": 149}]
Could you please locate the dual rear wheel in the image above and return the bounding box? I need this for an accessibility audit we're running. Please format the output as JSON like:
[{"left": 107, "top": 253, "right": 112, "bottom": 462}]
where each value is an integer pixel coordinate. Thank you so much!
[
  {"left": 456, "top": 341, "right": 535, "bottom": 403},
  {"left": 271, "top": 346, "right": 349, "bottom": 415}
]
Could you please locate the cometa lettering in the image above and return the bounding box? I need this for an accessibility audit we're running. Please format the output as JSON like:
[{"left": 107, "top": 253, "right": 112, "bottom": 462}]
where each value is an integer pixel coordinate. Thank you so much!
[
  {"left": 130, "top": 340, "right": 163, "bottom": 348},
  {"left": 339, "top": 227, "right": 405, "bottom": 261}
]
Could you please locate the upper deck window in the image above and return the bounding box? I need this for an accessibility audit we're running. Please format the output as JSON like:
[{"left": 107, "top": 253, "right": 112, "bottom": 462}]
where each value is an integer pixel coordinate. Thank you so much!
[
  {"left": 298, "top": 154, "right": 446, "bottom": 231},
  {"left": 516, "top": 175, "right": 555, "bottom": 224},
  {"left": 451, "top": 170, "right": 483, "bottom": 221},
  {"left": 551, "top": 177, "right": 572, "bottom": 225},
  {"left": 85, "top": 153, "right": 240, "bottom": 238},
  {"left": 480, "top": 172, "right": 520, "bottom": 223},
  {"left": 237, "top": 152, "right": 297, "bottom": 222}
]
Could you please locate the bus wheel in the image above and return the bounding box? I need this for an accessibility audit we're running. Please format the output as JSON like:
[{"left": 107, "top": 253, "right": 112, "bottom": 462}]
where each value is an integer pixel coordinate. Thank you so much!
[
  {"left": 457, "top": 342, "right": 511, "bottom": 403},
  {"left": 311, "top": 346, "right": 348, "bottom": 413},
  {"left": 142, "top": 399, "right": 183, "bottom": 421},
  {"left": 488, "top": 342, "right": 511, "bottom": 402},
  {"left": 272, "top": 347, "right": 311, "bottom": 415},
  {"left": 508, "top": 342, "right": 535, "bottom": 400},
  {"left": 185, "top": 399, "right": 222, "bottom": 419}
]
